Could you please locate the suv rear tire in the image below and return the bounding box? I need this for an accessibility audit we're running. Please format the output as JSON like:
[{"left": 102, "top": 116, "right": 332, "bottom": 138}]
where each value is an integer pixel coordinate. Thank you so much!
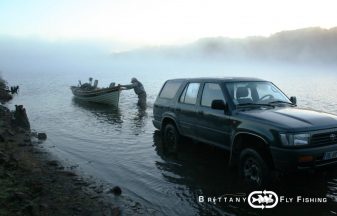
[
  {"left": 239, "top": 148, "right": 270, "bottom": 188},
  {"left": 162, "top": 123, "right": 180, "bottom": 153}
]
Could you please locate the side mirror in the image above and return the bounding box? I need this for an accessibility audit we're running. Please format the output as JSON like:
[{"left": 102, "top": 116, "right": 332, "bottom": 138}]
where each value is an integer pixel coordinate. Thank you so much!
[
  {"left": 211, "top": 100, "right": 227, "bottom": 110},
  {"left": 290, "top": 96, "right": 297, "bottom": 105}
]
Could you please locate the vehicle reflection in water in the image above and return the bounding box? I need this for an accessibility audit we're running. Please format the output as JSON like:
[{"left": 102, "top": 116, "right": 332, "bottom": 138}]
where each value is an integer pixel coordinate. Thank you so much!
[
  {"left": 152, "top": 130, "right": 250, "bottom": 215},
  {"left": 152, "top": 130, "right": 337, "bottom": 216}
]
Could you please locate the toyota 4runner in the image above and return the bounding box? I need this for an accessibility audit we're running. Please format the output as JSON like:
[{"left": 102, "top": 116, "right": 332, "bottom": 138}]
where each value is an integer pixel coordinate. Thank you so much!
[{"left": 153, "top": 77, "right": 337, "bottom": 186}]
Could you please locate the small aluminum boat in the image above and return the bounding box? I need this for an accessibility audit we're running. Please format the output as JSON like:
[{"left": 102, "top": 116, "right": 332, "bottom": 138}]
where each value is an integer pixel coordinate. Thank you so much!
[{"left": 70, "top": 85, "right": 121, "bottom": 106}]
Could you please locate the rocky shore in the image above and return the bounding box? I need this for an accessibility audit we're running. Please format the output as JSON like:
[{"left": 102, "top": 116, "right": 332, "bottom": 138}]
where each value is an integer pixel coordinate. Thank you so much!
[
  {"left": 0, "top": 78, "right": 123, "bottom": 216},
  {"left": 0, "top": 107, "right": 120, "bottom": 215}
]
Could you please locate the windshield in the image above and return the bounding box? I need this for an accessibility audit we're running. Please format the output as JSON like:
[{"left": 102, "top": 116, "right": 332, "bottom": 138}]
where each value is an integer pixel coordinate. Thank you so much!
[{"left": 225, "top": 81, "right": 291, "bottom": 106}]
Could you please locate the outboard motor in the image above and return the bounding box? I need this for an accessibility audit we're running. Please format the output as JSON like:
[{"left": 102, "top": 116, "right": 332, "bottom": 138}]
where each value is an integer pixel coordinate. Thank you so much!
[
  {"left": 93, "top": 80, "right": 98, "bottom": 88},
  {"left": 109, "top": 82, "right": 116, "bottom": 88}
]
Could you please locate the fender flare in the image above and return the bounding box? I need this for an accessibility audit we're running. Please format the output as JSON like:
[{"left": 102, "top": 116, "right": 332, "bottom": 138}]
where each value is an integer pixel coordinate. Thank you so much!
[
  {"left": 229, "top": 131, "right": 270, "bottom": 166},
  {"left": 160, "top": 115, "right": 180, "bottom": 133}
]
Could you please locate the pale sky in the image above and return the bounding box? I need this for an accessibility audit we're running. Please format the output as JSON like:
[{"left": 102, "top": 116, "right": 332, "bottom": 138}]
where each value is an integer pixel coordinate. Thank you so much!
[{"left": 1, "top": 0, "right": 337, "bottom": 47}]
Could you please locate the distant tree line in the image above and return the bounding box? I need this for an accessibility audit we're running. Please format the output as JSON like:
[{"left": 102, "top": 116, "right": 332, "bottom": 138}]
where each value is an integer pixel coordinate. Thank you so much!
[{"left": 117, "top": 27, "right": 337, "bottom": 65}]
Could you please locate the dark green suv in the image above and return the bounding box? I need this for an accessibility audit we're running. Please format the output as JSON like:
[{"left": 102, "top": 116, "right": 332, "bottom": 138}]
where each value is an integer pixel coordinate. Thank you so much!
[{"left": 153, "top": 77, "right": 337, "bottom": 186}]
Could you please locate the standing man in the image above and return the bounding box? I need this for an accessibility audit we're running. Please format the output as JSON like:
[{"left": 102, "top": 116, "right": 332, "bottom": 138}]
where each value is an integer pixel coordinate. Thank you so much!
[{"left": 121, "top": 78, "right": 147, "bottom": 108}]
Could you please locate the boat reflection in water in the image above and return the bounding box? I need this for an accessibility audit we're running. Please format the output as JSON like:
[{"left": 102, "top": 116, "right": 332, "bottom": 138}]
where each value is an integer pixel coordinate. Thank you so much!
[
  {"left": 152, "top": 131, "right": 337, "bottom": 215},
  {"left": 72, "top": 97, "right": 122, "bottom": 126}
]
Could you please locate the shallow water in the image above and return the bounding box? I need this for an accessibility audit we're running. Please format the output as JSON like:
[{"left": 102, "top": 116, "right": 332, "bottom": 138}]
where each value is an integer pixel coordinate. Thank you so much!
[{"left": 4, "top": 59, "right": 337, "bottom": 215}]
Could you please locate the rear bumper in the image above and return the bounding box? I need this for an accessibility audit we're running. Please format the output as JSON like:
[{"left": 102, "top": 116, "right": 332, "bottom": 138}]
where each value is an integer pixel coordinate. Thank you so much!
[{"left": 271, "top": 144, "right": 337, "bottom": 172}]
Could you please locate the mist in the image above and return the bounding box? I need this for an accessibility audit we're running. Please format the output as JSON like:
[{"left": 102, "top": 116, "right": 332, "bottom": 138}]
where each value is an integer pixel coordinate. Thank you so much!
[{"left": 1, "top": 27, "right": 337, "bottom": 87}]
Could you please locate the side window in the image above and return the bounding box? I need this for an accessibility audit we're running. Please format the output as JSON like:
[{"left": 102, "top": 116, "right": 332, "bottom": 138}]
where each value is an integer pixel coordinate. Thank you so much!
[
  {"left": 179, "top": 83, "right": 200, "bottom": 104},
  {"left": 159, "top": 80, "right": 183, "bottom": 99},
  {"left": 201, "top": 83, "right": 225, "bottom": 107}
]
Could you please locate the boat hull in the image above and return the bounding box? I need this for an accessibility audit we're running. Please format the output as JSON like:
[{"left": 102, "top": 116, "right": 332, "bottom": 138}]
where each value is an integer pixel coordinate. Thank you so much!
[{"left": 70, "top": 86, "right": 120, "bottom": 106}]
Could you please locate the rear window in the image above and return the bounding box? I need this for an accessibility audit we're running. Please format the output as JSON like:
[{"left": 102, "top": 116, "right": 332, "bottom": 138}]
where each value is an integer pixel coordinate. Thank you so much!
[{"left": 159, "top": 80, "right": 183, "bottom": 99}]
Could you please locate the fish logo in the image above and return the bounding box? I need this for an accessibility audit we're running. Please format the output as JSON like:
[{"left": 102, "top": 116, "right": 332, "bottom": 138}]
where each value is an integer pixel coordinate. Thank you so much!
[
  {"left": 248, "top": 190, "right": 278, "bottom": 209},
  {"left": 252, "top": 195, "right": 274, "bottom": 204}
]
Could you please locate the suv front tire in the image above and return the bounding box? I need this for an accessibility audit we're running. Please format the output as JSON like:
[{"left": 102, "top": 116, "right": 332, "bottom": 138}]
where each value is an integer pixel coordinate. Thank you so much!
[{"left": 239, "top": 148, "right": 270, "bottom": 188}]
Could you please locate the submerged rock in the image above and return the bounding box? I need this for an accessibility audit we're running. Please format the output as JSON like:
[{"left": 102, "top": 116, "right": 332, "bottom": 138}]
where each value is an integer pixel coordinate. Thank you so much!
[
  {"left": 37, "top": 133, "right": 47, "bottom": 140},
  {"left": 46, "top": 160, "right": 58, "bottom": 166},
  {"left": 109, "top": 186, "right": 122, "bottom": 196}
]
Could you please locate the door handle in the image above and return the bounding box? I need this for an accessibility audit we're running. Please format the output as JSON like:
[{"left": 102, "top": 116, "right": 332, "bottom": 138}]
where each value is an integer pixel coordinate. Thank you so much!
[
  {"left": 198, "top": 111, "right": 204, "bottom": 115},
  {"left": 176, "top": 108, "right": 181, "bottom": 112}
]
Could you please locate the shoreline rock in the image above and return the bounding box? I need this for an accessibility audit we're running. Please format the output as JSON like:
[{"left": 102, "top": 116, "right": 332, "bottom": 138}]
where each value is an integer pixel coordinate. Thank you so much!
[{"left": 13, "top": 105, "right": 31, "bottom": 130}]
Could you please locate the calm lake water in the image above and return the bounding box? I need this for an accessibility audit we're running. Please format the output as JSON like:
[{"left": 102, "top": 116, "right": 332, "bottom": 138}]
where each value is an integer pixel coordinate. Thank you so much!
[{"left": 4, "top": 58, "right": 337, "bottom": 215}]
